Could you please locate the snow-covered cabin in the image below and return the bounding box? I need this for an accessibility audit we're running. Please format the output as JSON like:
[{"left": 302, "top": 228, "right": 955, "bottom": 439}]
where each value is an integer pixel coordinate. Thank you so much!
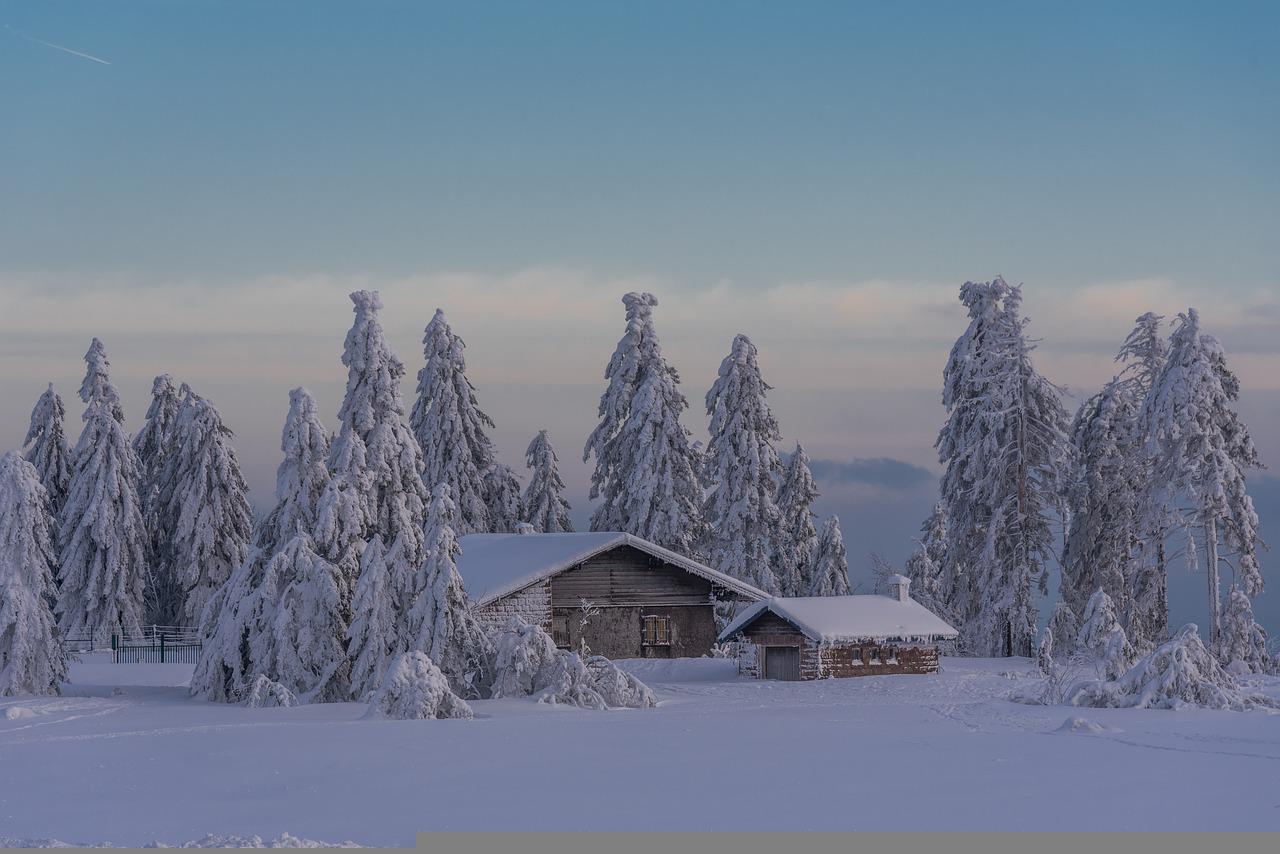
[
  {"left": 717, "top": 578, "right": 959, "bottom": 680},
  {"left": 457, "top": 531, "right": 767, "bottom": 659}
]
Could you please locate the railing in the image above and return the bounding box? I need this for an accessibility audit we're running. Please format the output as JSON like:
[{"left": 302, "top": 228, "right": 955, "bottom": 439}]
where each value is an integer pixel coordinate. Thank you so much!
[
  {"left": 62, "top": 625, "right": 202, "bottom": 661},
  {"left": 112, "top": 631, "right": 202, "bottom": 664}
]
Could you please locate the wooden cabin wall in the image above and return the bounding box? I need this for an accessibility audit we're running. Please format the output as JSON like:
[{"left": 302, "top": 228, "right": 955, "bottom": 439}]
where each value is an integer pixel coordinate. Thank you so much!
[
  {"left": 549, "top": 545, "right": 714, "bottom": 606},
  {"left": 474, "top": 544, "right": 726, "bottom": 659},
  {"left": 557, "top": 604, "right": 716, "bottom": 659}
]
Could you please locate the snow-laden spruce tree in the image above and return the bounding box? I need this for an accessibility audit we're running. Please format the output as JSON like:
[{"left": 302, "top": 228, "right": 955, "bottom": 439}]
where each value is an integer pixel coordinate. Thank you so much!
[
  {"left": 583, "top": 292, "right": 704, "bottom": 553},
  {"left": 1116, "top": 312, "right": 1173, "bottom": 647},
  {"left": 132, "top": 374, "right": 181, "bottom": 512},
  {"left": 194, "top": 388, "right": 338, "bottom": 704},
  {"left": 334, "top": 289, "right": 428, "bottom": 566},
  {"left": 1045, "top": 600, "right": 1080, "bottom": 654},
  {"left": 903, "top": 503, "right": 952, "bottom": 621},
  {"left": 1064, "top": 313, "right": 1172, "bottom": 651},
  {"left": 0, "top": 452, "right": 67, "bottom": 696},
  {"left": 155, "top": 389, "right": 253, "bottom": 627},
  {"left": 807, "top": 516, "right": 851, "bottom": 597},
  {"left": 22, "top": 384, "right": 72, "bottom": 520},
  {"left": 347, "top": 535, "right": 398, "bottom": 699},
  {"left": 702, "top": 335, "right": 784, "bottom": 593},
  {"left": 484, "top": 462, "right": 525, "bottom": 533},
  {"left": 1076, "top": 588, "right": 1136, "bottom": 680},
  {"left": 142, "top": 381, "right": 186, "bottom": 625},
  {"left": 269, "top": 532, "right": 351, "bottom": 703},
  {"left": 523, "top": 430, "right": 573, "bottom": 533},
  {"left": 1061, "top": 377, "right": 1142, "bottom": 622},
  {"left": 775, "top": 443, "right": 820, "bottom": 597},
  {"left": 258, "top": 388, "right": 332, "bottom": 558},
  {"left": 191, "top": 545, "right": 276, "bottom": 703},
  {"left": 407, "top": 483, "right": 494, "bottom": 697},
  {"left": 132, "top": 374, "right": 184, "bottom": 624},
  {"left": 316, "top": 425, "right": 374, "bottom": 595},
  {"left": 410, "top": 308, "right": 496, "bottom": 535},
  {"left": 58, "top": 339, "right": 147, "bottom": 643},
  {"left": 935, "top": 280, "right": 1069, "bottom": 657},
  {"left": 1143, "top": 308, "right": 1263, "bottom": 652},
  {"left": 1217, "top": 587, "right": 1271, "bottom": 675}
]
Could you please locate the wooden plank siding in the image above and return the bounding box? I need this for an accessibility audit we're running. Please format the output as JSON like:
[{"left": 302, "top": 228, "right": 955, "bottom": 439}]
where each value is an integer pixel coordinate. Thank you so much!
[
  {"left": 549, "top": 545, "right": 714, "bottom": 606},
  {"left": 473, "top": 543, "right": 726, "bottom": 660}
]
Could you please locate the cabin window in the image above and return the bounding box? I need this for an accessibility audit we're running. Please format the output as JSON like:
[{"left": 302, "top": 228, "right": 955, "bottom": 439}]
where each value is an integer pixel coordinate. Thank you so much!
[
  {"left": 642, "top": 615, "right": 671, "bottom": 646},
  {"left": 868, "top": 646, "right": 882, "bottom": 664},
  {"left": 552, "top": 614, "right": 570, "bottom": 649}
]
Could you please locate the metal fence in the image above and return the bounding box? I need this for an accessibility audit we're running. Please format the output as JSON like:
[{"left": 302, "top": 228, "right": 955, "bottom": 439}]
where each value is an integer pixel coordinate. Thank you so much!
[
  {"left": 113, "top": 633, "right": 203, "bottom": 664},
  {"left": 61, "top": 625, "right": 202, "bottom": 663}
]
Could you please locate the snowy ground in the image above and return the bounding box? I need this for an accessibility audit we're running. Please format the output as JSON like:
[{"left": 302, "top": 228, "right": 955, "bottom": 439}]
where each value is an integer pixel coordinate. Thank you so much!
[{"left": 1, "top": 653, "right": 1278, "bottom": 846}]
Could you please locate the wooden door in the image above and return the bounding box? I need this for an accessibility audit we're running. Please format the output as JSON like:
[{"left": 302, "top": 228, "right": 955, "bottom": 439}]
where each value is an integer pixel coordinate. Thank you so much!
[{"left": 763, "top": 646, "right": 800, "bottom": 681}]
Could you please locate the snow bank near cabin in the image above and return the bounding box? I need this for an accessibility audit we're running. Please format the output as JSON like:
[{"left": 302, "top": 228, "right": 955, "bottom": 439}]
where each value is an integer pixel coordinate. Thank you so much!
[
  {"left": 0, "top": 834, "right": 362, "bottom": 848},
  {"left": 364, "top": 651, "right": 473, "bottom": 720},
  {"left": 1070, "top": 624, "right": 1279, "bottom": 712}
]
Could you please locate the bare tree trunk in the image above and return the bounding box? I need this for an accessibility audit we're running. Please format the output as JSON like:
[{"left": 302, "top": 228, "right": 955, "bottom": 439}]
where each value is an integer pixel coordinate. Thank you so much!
[
  {"left": 1154, "top": 537, "right": 1168, "bottom": 641},
  {"left": 1205, "top": 519, "right": 1220, "bottom": 646}
]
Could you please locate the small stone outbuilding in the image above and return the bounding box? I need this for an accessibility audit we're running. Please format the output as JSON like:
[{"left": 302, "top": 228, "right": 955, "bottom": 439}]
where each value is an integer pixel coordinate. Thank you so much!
[{"left": 717, "top": 576, "right": 959, "bottom": 680}]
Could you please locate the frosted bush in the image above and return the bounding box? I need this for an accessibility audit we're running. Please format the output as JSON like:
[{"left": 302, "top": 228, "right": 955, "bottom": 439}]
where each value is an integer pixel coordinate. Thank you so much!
[
  {"left": 1077, "top": 589, "right": 1135, "bottom": 680},
  {"left": 1070, "top": 624, "right": 1277, "bottom": 711},
  {"left": 364, "top": 652, "right": 472, "bottom": 721},
  {"left": 488, "top": 620, "right": 656, "bottom": 709},
  {"left": 533, "top": 651, "right": 607, "bottom": 710},
  {"left": 586, "top": 656, "right": 656, "bottom": 709},
  {"left": 490, "top": 620, "right": 559, "bottom": 699},
  {"left": 243, "top": 675, "right": 297, "bottom": 709}
]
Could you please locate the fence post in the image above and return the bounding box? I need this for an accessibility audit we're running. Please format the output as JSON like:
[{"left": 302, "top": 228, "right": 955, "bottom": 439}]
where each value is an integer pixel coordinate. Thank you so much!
[
  {"left": 160, "top": 633, "right": 166, "bottom": 664},
  {"left": 111, "top": 633, "right": 118, "bottom": 664}
]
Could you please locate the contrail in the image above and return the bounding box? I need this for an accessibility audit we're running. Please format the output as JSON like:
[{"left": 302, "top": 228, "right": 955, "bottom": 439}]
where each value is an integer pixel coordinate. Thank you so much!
[{"left": 5, "top": 24, "right": 111, "bottom": 65}]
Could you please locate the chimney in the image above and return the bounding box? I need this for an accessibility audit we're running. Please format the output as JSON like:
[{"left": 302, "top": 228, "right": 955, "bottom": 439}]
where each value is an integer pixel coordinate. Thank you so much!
[
  {"left": 515, "top": 522, "right": 536, "bottom": 535},
  {"left": 887, "top": 574, "right": 911, "bottom": 602}
]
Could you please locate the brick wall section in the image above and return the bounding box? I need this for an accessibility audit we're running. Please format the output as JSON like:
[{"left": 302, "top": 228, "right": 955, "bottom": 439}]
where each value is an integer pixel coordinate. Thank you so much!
[{"left": 474, "top": 582, "right": 551, "bottom": 634}]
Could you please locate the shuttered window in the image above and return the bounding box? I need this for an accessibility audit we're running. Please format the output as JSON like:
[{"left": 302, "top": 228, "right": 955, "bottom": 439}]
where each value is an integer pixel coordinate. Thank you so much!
[
  {"left": 642, "top": 615, "right": 671, "bottom": 646},
  {"left": 552, "top": 615, "right": 570, "bottom": 648}
]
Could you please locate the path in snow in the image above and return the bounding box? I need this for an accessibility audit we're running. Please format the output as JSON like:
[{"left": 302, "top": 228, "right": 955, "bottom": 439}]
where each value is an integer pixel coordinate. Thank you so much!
[{"left": 0, "top": 655, "right": 1277, "bottom": 845}]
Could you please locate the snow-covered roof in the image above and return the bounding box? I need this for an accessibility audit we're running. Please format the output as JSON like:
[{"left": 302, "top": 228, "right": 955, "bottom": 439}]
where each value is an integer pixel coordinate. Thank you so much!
[
  {"left": 717, "top": 595, "right": 959, "bottom": 644},
  {"left": 456, "top": 532, "right": 768, "bottom": 607}
]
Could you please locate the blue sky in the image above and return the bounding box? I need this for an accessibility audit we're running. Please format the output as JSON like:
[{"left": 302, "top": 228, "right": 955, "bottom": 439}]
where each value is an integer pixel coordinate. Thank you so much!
[
  {"left": 1, "top": 2, "right": 1277, "bottom": 632},
  {"left": 3, "top": 1, "right": 1278, "bottom": 284}
]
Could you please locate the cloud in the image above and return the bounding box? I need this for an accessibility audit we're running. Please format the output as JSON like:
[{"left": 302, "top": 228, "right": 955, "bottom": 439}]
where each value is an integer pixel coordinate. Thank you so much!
[{"left": 802, "top": 456, "right": 936, "bottom": 491}]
